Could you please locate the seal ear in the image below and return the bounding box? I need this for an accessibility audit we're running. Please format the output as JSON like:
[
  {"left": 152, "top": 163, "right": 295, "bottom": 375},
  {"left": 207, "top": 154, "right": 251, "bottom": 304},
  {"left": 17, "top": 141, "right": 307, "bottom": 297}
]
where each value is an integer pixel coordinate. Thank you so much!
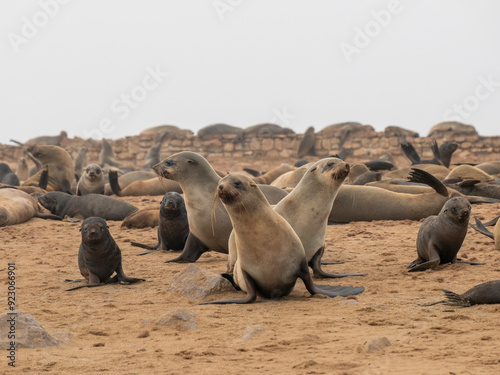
[
  {"left": 309, "top": 167, "right": 317, "bottom": 172},
  {"left": 186, "top": 159, "right": 196, "bottom": 164},
  {"left": 249, "top": 183, "right": 257, "bottom": 188}
]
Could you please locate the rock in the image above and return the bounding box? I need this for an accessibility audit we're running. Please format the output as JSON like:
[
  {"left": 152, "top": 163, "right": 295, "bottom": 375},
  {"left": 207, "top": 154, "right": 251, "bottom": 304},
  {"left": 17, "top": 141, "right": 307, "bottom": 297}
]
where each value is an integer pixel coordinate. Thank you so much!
[
  {"left": 0, "top": 310, "right": 59, "bottom": 349},
  {"left": 238, "top": 325, "right": 264, "bottom": 342},
  {"left": 365, "top": 336, "right": 391, "bottom": 353},
  {"left": 167, "top": 264, "right": 234, "bottom": 300},
  {"left": 339, "top": 299, "right": 358, "bottom": 306},
  {"left": 144, "top": 308, "right": 198, "bottom": 331}
]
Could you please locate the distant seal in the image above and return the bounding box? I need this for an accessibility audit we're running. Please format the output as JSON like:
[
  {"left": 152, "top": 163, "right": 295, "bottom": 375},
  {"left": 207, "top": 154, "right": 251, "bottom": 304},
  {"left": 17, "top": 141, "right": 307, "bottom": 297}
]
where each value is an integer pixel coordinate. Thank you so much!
[
  {"left": 21, "top": 145, "right": 74, "bottom": 193},
  {"left": 384, "top": 126, "right": 419, "bottom": 138},
  {"left": 66, "top": 217, "right": 145, "bottom": 291},
  {"left": 422, "top": 280, "right": 500, "bottom": 307},
  {"left": 139, "top": 124, "right": 193, "bottom": 138},
  {"left": 197, "top": 123, "right": 243, "bottom": 139},
  {"left": 38, "top": 192, "right": 137, "bottom": 221},
  {"left": 445, "top": 165, "right": 493, "bottom": 182},
  {"left": 475, "top": 161, "right": 500, "bottom": 176},
  {"left": 131, "top": 192, "right": 189, "bottom": 255},
  {"left": 427, "top": 121, "right": 476, "bottom": 137},
  {"left": 252, "top": 164, "right": 294, "bottom": 185},
  {"left": 76, "top": 164, "right": 105, "bottom": 195},
  {"left": 74, "top": 147, "right": 88, "bottom": 177},
  {"left": 109, "top": 172, "right": 182, "bottom": 196},
  {"left": 408, "top": 197, "right": 484, "bottom": 272},
  {"left": 153, "top": 151, "right": 288, "bottom": 263},
  {"left": 143, "top": 131, "right": 168, "bottom": 169},
  {"left": 233, "top": 123, "right": 294, "bottom": 145},
  {"left": 0, "top": 163, "right": 20, "bottom": 186},
  {"left": 99, "top": 138, "right": 122, "bottom": 167},
  {"left": 200, "top": 173, "right": 364, "bottom": 304},
  {"left": 401, "top": 138, "right": 457, "bottom": 167},
  {"left": 0, "top": 188, "right": 61, "bottom": 226},
  {"left": 16, "top": 157, "right": 29, "bottom": 181},
  {"left": 15, "top": 130, "right": 68, "bottom": 146},
  {"left": 272, "top": 158, "right": 366, "bottom": 279},
  {"left": 297, "top": 126, "right": 315, "bottom": 158}
]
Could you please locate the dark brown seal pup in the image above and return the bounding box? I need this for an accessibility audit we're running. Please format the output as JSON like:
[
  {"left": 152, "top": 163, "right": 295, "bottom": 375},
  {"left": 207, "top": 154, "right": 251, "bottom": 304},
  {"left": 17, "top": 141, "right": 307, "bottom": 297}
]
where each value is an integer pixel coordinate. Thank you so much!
[
  {"left": 408, "top": 197, "right": 484, "bottom": 272},
  {"left": 66, "top": 217, "right": 145, "bottom": 291},
  {"left": 131, "top": 192, "right": 189, "bottom": 255},
  {"left": 76, "top": 164, "right": 105, "bottom": 195},
  {"left": 422, "top": 280, "right": 500, "bottom": 307},
  {"left": 200, "top": 174, "right": 364, "bottom": 304},
  {"left": 38, "top": 192, "right": 137, "bottom": 221}
]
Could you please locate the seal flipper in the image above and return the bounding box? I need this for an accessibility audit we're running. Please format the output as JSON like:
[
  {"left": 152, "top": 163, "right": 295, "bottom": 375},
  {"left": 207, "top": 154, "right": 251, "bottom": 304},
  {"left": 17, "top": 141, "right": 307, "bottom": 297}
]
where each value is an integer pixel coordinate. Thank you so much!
[
  {"left": 400, "top": 139, "right": 421, "bottom": 164},
  {"left": 108, "top": 170, "right": 122, "bottom": 196},
  {"left": 407, "top": 168, "right": 449, "bottom": 197},
  {"left": 407, "top": 259, "right": 440, "bottom": 272},
  {"left": 65, "top": 272, "right": 101, "bottom": 291},
  {"left": 221, "top": 273, "right": 242, "bottom": 291},
  {"left": 38, "top": 168, "right": 48, "bottom": 189},
  {"left": 164, "top": 233, "right": 208, "bottom": 263},
  {"left": 64, "top": 278, "right": 86, "bottom": 283},
  {"left": 469, "top": 217, "right": 495, "bottom": 239},
  {"left": 199, "top": 269, "right": 257, "bottom": 305},
  {"left": 309, "top": 247, "right": 366, "bottom": 278},
  {"left": 454, "top": 259, "right": 486, "bottom": 266},
  {"left": 61, "top": 179, "right": 72, "bottom": 195},
  {"left": 442, "top": 289, "right": 471, "bottom": 307},
  {"left": 298, "top": 258, "right": 365, "bottom": 298},
  {"left": 115, "top": 263, "right": 145, "bottom": 284}
]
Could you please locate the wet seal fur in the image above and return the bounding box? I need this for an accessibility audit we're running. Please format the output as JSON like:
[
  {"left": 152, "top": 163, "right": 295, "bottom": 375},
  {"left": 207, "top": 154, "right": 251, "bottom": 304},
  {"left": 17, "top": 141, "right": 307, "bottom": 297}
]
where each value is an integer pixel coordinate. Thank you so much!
[
  {"left": 408, "top": 196, "right": 484, "bottom": 272},
  {"left": 131, "top": 192, "right": 189, "bottom": 255},
  {"left": 76, "top": 164, "right": 105, "bottom": 195},
  {"left": 422, "top": 280, "right": 500, "bottom": 307},
  {"left": 65, "top": 217, "right": 145, "bottom": 291},
  {"left": 38, "top": 192, "right": 137, "bottom": 221},
  {"left": 200, "top": 174, "right": 364, "bottom": 304}
]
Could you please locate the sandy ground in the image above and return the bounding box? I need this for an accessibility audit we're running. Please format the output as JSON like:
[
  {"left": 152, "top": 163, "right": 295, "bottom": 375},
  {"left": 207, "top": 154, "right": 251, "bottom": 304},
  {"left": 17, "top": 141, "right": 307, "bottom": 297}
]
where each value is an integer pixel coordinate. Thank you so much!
[{"left": 1, "top": 156, "right": 500, "bottom": 375}]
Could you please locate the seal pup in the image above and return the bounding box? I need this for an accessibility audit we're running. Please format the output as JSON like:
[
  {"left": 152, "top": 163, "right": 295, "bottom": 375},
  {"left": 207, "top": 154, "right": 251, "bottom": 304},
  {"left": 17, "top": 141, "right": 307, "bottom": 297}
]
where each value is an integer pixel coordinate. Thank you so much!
[
  {"left": 272, "top": 158, "right": 366, "bottom": 278},
  {"left": 66, "top": 217, "right": 145, "bottom": 291},
  {"left": 0, "top": 163, "right": 20, "bottom": 186},
  {"left": 200, "top": 174, "right": 364, "bottom": 304},
  {"left": 469, "top": 216, "right": 500, "bottom": 250},
  {"left": 153, "top": 152, "right": 288, "bottom": 263},
  {"left": 0, "top": 188, "right": 62, "bottom": 226},
  {"left": 131, "top": 192, "right": 189, "bottom": 255},
  {"left": 408, "top": 197, "right": 484, "bottom": 272},
  {"left": 422, "top": 280, "right": 500, "bottom": 307},
  {"left": 76, "top": 164, "right": 105, "bottom": 195},
  {"left": 38, "top": 192, "right": 137, "bottom": 221}
]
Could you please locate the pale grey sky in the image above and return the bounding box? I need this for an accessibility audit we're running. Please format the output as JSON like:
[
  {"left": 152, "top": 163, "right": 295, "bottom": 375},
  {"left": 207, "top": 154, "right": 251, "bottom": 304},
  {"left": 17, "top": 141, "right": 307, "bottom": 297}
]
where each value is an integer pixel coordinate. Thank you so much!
[{"left": 1, "top": 0, "right": 499, "bottom": 144}]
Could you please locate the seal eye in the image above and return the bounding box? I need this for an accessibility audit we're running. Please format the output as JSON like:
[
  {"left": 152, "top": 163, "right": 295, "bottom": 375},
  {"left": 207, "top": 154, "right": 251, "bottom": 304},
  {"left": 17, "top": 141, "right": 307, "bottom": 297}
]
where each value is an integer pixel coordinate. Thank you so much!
[
  {"left": 95, "top": 169, "right": 101, "bottom": 174},
  {"left": 234, "top": 180, "right": 244, "bottom": 190}
]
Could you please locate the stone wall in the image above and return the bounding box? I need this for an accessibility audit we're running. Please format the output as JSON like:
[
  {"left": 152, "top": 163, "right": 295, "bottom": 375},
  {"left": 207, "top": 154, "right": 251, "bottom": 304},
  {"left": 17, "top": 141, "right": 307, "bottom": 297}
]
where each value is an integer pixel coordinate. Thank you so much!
[{"left": 1, "top": 130, "right": 499, "bottom": 168}]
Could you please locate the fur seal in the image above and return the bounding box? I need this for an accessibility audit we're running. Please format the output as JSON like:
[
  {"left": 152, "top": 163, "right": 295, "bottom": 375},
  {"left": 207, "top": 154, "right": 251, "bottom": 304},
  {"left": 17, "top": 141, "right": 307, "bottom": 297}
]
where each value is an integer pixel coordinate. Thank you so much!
[
  {"left": 443, "top": 178, "right": 500, "bottom": 200},
  {"left": 139, "top": 124, "right": 193, "bottom": 138},
  {"left": 200, "top": 173, "right": 364, "bottom": 304},
  {"left": 16, "top": 157, "right": 29, "bottom": 181},
  {"left": 408, "top": 197, "right": 484, "bottom": 272},
  {"left": 470, "top": 216, "right": 500, "bottom": 250},
  {"left": 152, "top": 151, "right": 288, "bottom": 263},
  {"left": 272, "top": 158, "right": 366, "bottom": 279},
  {"left": 131, "top": 192, "right": 189, "bottom": 255},
  {"left": 0, "top": 163, "right": 20, "bottom": 186},
  {"left": 252, "top": 164, "right": 294, "bottom": 185},
  {"left": 233, "top": 123, "right": 294, "bottom": 145},
  {"left": 297, "top": 126, "right": 315, "bottom": 158},
  {"left": 21, "top": 145, "right": 74, "bottom": 193},
  {"left": 197, "top": 124, "right": 243, "bottom": 139},
  {"left": 382, "top": 164, "right": 450, "bottom": 181},
  {"left": 76, "top": 164, "right": 105, "bottom": 195},
  {"left": 38, "top": 192, "right": 137, "bottom": 220},
  {"left": 401, "top": 138, "right": 458, "bottom": 168},
  {"left": 143, "top": 131, "right": 168, "bottom": 169},
  {"left": 99, "top": 138, "right": 122, "bottom": 167},
  {"left": 15, "top": 130, "right": 68, "bottom": 146},
  {"left": 384, "top": 126, "right": 419, "bottom": 138},
  {"left": 109, "top": 172, "right": 182, "bottom": 196},
  {"left": 121, "top": 207, "right": 160, "bottom": 229},
  {"left": 445, "top": 165, "right": 493, "bottom": 182},
  {"left": 427, "top": 121, "right": 477, "bottom": 137},
  {"left": 104, "top": 170, "right": 157, "bottom": 195},
  {"left": 74, "top": 147, "right": 88, "bottom": 177},
  {"left": 475, "top": 161, "right": 500, "bottom": 176},
  {"left": 66, "top": 217, "right": 145, "bottom": 291},
  {"left": 422, "top": 280, "right": 500, "bottom": 307}
]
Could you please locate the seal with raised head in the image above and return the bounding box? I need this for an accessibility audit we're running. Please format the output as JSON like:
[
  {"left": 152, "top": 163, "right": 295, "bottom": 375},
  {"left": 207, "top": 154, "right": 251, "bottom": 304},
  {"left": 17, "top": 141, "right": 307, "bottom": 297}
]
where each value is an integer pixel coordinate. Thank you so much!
[
  {"left": 408, "top": 196, "right": 484, "bottom": 272},
  {"left": 76, "top": 164, "right": 105, "bottom": 195},
  {"left": 153, "top": 151, "right": 288, "bottom": 263},
  {"left": 38, "top": 192, "right": 137, "bottom": 221},
  {"left": 65, "top": 217, "right": 145, "bottom": 291},
  {"left": 422, "top": 280, "right": 500, "bottom": 307},
  {"left": 200, "top": 173, "right": 364, "bottom": 304},
  {"left": 272, "top": 158, "right": 366, "bottom": 278},
  {"left": 131, "top": 192, "right": 189, "bottom": 255}
]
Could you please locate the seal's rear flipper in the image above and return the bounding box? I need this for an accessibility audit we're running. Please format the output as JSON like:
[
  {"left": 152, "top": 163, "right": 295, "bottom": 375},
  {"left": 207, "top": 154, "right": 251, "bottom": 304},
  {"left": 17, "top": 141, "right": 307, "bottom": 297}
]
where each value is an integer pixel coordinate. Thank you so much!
[
  {"left": 484, "top": 215, "right": 500, "bottom": 227},
  {"left": 469, "top": 217, "right": 495, "bottom": 239},
  {"left": 199, "top": 269, "right": 256, "bottom": 305},
  {"left": 64, "top": 278, "right": 86, "bottom": 283},
  {"left": 108, "top": 170, "right": 122, "bottom": 196},
  {"left": 221, "top": 273, "right": 241, "bottom": 291},
  {"left": 442, "top": 289, "right": 471, "bottom": 307},
  {"left": 243, "top": 167, "right": 262, "bottom": 177},
  {"left": 35, "top": 212, "right": 63, "bottom": 221},
  {"left": 407, "top": 259, "right": 440, "bottom": 272},
  {"left": 309, "top": 246, "right": 365, "bottom": 278},
  {"left": 315, "top": 284, "right": 365, "bottom": 297},
  {"left": 131, "top": 241, "right": 158, "bottom": 250},
  {"left": 455, "top": 259, "right": 486, "bottom": 266},
  {"left": 401, "top": 140, "right": 421, "bottom": 164},
  {"left": 407, "top": 168, "right": 448, "bottom": 197},
  {"left": 164, "top": 233, "right": 208, "bottom": 263},
  {"left": 321, "top": 261, "right": 345, "bottom": 265},
  {"left": 61, "top": 179, "right": 72, "bottom": 195}
]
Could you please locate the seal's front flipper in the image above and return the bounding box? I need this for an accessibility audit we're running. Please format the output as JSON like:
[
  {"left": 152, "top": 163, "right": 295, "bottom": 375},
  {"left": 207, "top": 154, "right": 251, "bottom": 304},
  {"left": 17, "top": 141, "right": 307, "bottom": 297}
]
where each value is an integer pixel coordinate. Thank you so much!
[
  {"left": 164, "top": 233, "right": 208, "bottom": 263},
  {"left": 407, "top": 259, "right": 440, "bottom": 272},
  {"left": 199, "top": 270, "right": 256, "bottom": 305}
]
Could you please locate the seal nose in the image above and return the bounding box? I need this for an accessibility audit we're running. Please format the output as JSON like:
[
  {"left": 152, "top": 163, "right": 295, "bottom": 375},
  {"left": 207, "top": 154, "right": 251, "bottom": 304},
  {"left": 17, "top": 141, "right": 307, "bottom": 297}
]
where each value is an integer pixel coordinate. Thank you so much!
[
  {"left": 218, "top": 184, "right": 224, "bottom": 191},
  {"left": 345, "top": 163, "right": 350, "bottom": 171}
]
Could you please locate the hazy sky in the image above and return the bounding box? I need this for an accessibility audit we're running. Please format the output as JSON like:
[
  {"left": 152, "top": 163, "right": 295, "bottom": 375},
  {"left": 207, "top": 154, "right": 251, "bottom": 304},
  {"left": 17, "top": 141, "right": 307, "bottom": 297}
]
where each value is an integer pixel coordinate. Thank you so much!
[{"left": 1, "top": 0, "right": 499, "bottom": 144}]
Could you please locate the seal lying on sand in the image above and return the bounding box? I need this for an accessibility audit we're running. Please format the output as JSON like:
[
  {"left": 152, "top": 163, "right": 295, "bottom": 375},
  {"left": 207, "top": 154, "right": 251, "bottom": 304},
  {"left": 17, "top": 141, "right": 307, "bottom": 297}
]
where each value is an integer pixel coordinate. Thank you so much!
[
  {"left": 38, "top": 192, "right": 137, "bottom": 220},
  {"left": 200, "top": 174, "right": 364, "bottom": 304},
  {"left": 65, "top": 217, "right": 145, "bottom": 291},
  {"left": 0, "top": 188, "right": 61, "bottom": 226},
  {"left": 407, "top": 197, "right": 484, "bottom": 272},
  {"left": 131, "top": 192, "right": 189, "bottom": 255},
  {"left": 422, "top": 280, "right": 500, "bottom": 307}
]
